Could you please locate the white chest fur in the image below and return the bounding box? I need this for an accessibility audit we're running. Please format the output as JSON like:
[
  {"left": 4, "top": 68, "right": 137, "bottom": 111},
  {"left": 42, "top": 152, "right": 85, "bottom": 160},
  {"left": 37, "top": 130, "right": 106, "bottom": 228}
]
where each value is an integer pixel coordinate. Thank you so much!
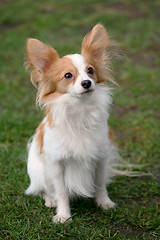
[
  {"left": 42, "top": 85, "right": 112, "bottom": 197},
  {"left": 43, "top": 85, "right": 112, "bottom": 161}
]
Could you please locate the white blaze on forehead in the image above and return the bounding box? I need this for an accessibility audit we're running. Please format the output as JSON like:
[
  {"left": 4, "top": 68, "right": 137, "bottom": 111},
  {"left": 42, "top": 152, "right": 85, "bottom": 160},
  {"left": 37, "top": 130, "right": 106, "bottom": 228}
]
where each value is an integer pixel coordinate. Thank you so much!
[{"left": 66, "top": 54, "right": 86, "bottom": 74}]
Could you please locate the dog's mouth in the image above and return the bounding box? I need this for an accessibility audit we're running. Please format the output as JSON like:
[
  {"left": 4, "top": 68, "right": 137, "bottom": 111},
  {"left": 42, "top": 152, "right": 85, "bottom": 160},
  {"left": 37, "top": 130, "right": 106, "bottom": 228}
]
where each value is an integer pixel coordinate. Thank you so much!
[{"left": 81, "top": 89, "right": 94, "bottom": 95}]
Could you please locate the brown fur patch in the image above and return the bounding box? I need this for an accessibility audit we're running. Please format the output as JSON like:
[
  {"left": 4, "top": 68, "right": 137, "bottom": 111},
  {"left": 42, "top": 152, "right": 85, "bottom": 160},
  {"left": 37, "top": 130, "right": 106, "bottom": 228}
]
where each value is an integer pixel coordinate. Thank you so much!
[
  {"left": 36, "top": 121, "right": 45, "bottom": 154},
  {"left": 45, "top": 107, "right": 50, "bottom": 115},
  {"left": 47, "top": 111, "right": 53, "bottom": 128},
  {"left": 47, "top": 112, "right": 52, "bottom": 128},
  {"left": 26, "top": 39, "right": 80, "bottom": 104},
  {"left": 39, "top": 56, "right": 79, "bottom": 103},
  {"left": 109, "top": 128, "right": 115, "bottom": 140},
  {"left": 45, "top": 108, "right": 54, "bottom": 128},
  {"left": 81, "top": 24, "right": 112, "bottom": 83}
]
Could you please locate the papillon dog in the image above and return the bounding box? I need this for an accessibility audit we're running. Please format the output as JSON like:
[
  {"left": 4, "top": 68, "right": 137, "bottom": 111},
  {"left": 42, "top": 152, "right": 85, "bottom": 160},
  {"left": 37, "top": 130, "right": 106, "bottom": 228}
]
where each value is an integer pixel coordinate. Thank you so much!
[{"left": 25, "top": 24, "right": 120, "bottom": 223}]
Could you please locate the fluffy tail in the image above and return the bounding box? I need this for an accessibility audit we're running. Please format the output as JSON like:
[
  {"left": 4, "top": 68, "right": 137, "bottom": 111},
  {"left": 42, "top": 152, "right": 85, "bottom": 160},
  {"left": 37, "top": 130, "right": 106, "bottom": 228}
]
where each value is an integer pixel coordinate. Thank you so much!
[{"left": 109, "top": 144, "right": 150, "bottom": 177}]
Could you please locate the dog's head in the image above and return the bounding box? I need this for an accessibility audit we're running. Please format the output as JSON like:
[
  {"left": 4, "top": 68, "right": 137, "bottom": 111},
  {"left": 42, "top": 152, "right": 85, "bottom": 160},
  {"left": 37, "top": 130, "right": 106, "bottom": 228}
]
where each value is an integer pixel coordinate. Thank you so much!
[{"left": 26, "top": 24, "right": 113, "bottom": 105}]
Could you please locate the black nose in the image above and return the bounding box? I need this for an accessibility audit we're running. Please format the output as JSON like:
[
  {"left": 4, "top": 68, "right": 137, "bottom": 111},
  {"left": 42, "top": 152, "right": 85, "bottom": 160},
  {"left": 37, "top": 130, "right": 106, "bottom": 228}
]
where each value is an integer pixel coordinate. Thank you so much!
[{"left": 81, "top": 80, "right": 91, "bottom": 89}]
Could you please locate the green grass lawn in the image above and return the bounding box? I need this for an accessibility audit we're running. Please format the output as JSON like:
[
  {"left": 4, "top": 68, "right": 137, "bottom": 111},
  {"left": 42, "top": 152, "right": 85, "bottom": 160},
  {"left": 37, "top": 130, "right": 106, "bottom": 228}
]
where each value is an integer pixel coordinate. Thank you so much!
[{"left": 0, "top": 0, "right": 160, "bottom": 239}]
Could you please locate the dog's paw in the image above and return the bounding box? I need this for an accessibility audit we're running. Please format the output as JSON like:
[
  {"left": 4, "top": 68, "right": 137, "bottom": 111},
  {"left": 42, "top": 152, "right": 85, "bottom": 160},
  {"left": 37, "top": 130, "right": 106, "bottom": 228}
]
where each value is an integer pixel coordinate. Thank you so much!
[
  {"left": 96, "top": 198, "right": 116, "bottom": 210},
  {"left": 52, "top": 214, "right": 72, "bottom": 224},
  {"left": 44, "top": 196, "right": 56, "bottom": 208}
]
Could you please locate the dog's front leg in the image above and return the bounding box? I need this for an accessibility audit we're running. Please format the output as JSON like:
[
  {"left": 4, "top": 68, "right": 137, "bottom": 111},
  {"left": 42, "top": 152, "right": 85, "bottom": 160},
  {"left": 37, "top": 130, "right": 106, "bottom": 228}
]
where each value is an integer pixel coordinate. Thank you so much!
[
  {"left": 46, "top": 161, "right": 72, "bottom": 224},
  {"left": 95, "top": 159, "right": 116, "bottom": 210}
]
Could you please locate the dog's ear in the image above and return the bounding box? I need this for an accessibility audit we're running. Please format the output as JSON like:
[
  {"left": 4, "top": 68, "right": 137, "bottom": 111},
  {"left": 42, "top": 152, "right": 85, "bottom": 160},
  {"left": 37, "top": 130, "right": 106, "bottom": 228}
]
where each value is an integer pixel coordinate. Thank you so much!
[
  {"left": 25, "top": 39, "right": 60, "bottom": 104},
  {"left": 81, "top": 24, "right": 112, "bottom": 83},
  {"left": 81, "top": 24, "right": 109, "bottom": 62},
  {"left": 26, "top": 38, "right": 59, "bottom": 72}
]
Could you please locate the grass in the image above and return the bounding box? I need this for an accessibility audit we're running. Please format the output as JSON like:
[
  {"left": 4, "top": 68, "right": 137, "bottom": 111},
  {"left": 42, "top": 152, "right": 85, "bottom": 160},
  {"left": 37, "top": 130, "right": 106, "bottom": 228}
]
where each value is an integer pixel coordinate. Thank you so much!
[{"left": 0, "top": 0, "right": 160, "bottom": 239}]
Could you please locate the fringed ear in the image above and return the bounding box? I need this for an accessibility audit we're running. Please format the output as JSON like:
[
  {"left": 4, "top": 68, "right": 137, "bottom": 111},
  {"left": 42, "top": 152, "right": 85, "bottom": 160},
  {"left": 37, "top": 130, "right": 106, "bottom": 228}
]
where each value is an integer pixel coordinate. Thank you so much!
[
  {"left": 25, "top": 38, "right": 59, "bottom": 87},
  {"left": 25, "top": 38, "right": 59, "bottom": 105},
  {"left": 26, "top": 38, "right": 59, "bottom": 72},
  {"left": 81, "top": 24, "right": 113, "bottom": 83},
  {"left": 82, "top": 24, "right": 109, "bottom": 61}
]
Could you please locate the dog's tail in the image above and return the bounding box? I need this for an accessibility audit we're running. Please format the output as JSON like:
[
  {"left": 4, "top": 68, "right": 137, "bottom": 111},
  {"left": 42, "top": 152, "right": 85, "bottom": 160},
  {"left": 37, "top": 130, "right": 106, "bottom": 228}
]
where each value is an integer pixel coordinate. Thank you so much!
[{"left": 109, "top": 144, "right": 150, "bottom": 177}]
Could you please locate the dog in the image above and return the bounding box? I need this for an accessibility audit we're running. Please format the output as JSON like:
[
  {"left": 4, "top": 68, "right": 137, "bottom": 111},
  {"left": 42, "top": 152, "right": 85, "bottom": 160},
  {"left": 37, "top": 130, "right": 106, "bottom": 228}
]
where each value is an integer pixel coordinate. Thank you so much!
[{"left": 25, "top": 24, "right": 120, "bottom": 224}]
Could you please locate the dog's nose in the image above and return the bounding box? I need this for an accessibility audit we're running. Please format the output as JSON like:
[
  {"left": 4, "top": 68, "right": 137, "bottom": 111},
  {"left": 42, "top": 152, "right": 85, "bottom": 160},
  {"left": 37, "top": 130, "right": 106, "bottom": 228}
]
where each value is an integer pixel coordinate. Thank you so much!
[{"left": 81, "top": 80, "right": 92, "bottom": 89}]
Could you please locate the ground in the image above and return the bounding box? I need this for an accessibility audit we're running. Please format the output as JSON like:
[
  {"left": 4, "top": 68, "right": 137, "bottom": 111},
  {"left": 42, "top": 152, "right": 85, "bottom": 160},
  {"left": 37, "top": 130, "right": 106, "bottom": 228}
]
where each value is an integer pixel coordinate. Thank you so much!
[{"left": 0, "top": 0, "right": 160, "bottom": 239}]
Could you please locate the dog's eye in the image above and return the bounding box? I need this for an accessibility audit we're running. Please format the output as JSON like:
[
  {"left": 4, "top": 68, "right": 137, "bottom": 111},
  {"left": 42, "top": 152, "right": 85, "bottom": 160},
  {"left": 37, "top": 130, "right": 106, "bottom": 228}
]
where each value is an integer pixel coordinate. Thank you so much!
[
  {"left": 64, "top": 72, "right": 72, "bottom": 79},
  {"left": 87, "top": 67, "right": 94, "bottom": 75}
]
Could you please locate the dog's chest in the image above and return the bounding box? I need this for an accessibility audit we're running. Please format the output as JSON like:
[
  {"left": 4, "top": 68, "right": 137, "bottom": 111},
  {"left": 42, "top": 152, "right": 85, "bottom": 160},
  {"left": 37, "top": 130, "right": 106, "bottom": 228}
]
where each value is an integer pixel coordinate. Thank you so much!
[
  {"left": 44, "top": 122, "right": 108, "bottom": 162},
  {"left": 43, "top": 92, "right": 110, "bottom": 161}
]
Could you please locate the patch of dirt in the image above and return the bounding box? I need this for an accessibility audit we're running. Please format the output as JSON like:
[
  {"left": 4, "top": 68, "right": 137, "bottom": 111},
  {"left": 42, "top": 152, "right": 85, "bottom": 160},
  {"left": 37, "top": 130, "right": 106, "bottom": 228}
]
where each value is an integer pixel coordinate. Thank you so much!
[
  {"left": 141, "top": 196, "right": 160, "bottom": 209},
  {"left": 112, "top": 104, "right": 139, "bottom": 118},
  {"left": 117, "top": 224, "right": 159, "bottom": 239},
  {"left": 1, "top": 0, "right": 14, "bottom": 2},
  {"left": 146, "top": 43, "right": 160, "bottom": 53},
  {"left": 99, "top": 2, "right": 145, "bottom": 18},
  {"left": 0, "top": 22, "right": 21, "bottom": 31},
  {"left": 155, "top": 111, "right": 160, "bottom": 120},
  {"left": 40, "top": 5, "right": 56, "bottom": 13},
  {"left": 132, "top": 55, "right": 157, "bottom": 68},
  {"left": 115, "top": 223, "right": 142, "bottom": 238}
]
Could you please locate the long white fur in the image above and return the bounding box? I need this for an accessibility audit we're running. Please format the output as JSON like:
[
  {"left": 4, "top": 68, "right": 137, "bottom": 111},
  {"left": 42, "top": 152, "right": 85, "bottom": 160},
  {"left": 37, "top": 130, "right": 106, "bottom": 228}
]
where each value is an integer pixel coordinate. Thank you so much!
[{"left": 26, "top": 54, "right": 119, "bottom": 223}]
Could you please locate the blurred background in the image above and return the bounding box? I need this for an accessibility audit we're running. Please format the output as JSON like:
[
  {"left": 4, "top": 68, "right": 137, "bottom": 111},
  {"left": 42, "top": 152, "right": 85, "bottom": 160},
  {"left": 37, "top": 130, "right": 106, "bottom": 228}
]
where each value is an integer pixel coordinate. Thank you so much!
[{"left": 0, "top": 0, "right": 160, "bottom": 239}]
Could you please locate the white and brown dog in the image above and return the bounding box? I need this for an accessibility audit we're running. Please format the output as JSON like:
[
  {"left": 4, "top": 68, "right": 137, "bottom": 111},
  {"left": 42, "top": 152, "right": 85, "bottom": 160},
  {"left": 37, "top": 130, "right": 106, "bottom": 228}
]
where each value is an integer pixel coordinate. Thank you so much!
[{"left": 25, "top": 24, "right": 119, "bottom": 223}]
